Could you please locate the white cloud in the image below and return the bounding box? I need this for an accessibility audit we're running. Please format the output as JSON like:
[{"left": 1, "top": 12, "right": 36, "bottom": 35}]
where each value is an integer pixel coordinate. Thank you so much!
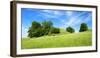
[
  {"left": 53, "top": 11, "right": 63, "bottom": 16},
  {"left": 40, "top": 10, "right": 64, "bottom": 19},
  {"left": 40, "top": 10, "right": 69, "bottom": 28},
  {"left": 41, "top": 10, "right": 92, "bottom": 30},
  {"left": 66, "top": 18, "right": 77, "bottom": 26},
  {"left": 42, "top": 9, "right": 51, "bottom": 12},
  {"left": 83, "top": 14, "right": 91, "bottom": 23},
  {"left": 66, "top": 11, "right": 73, "bottom": 16},
  {"left": 65, "top": 12, "right": 87, "bottom": 27},
  {"left": 42, "top": 9, "right": 61, "bottom": 15},
  {"left": 75, "top": 13, "right": 91, "bottom": 26},
  {"left": 59, "top": 12, "right": 91, "bottom": 30}
]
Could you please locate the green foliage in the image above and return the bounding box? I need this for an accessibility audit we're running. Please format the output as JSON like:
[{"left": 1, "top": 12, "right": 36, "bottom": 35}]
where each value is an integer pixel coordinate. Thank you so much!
[
  {"left": 66, "top": 27, "right": 75, "bottom": 33},
  {"left": 28, "top": 21, "right": 42, "bottom": 38},
  {"left": 79, "top": 23, "right": 88, "bottom": 32},
  {"left": 28, "top": 22, "right": 89, "bottom": 38},
  {"left": 28, "top": 21, "right": 60, "bottom": 38},
  {"left": 50, "top": 27, "right": 60, "bottom": 34},
  {"left": 31, "top": 21, "right": 41, "bottom": 28},
  {"left": 42, "top": 21, "right": 53, "bottom": 29},
  {"left": 42, "top": 21, "right": 53, "bottom": 35}
]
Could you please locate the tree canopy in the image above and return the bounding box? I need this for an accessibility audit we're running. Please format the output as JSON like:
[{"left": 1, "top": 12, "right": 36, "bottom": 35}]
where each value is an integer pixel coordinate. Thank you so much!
[
  {"left": 28, "top": 21, "right": 42, "bottom": 38},
  {"left": 79, "top": 23, "right": 88, "bottom": 32},
  {"left": 28, "top": 21, "right": 60, "bottom": 38},
  {"left": 66, "top": 27, "right": 75, "bottom": 33}
]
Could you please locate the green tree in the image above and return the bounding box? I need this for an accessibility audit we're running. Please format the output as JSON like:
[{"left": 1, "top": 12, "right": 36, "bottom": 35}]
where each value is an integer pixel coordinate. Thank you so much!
[
  {"left": 27, "top": 21, "right": 61, "bottom": 38},
  {"left": 28, "top": 21, "right": 42, "bottom": 38},
  {"left": 79, "top": 23, "right": 88, "bottom": 32},
  {"left": 66, "top": 27, "right": 75, "bottom": 33},
  {"left": 31, "top": 21, "right": 41, "bottom": 29},
  {"left": 42, "top": 21, "right": 53, "bottom": 35}
]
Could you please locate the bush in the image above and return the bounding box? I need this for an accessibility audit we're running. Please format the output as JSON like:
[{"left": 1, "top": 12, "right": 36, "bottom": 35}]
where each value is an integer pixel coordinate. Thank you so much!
[
  {"left": 50, "top": 27, "right": 60, "bottom": 34},
  {"left": 79, "top": 23, "right": 88, "bottom": 32},
  {"left": 66, "top": 27, "right": 75, "bottom": 33}
]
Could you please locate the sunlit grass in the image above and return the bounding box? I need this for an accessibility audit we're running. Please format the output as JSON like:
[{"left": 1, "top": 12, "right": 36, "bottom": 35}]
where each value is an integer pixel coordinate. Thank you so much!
[{"left": 21, "top": 31, "right": 92, "bottom": 49}]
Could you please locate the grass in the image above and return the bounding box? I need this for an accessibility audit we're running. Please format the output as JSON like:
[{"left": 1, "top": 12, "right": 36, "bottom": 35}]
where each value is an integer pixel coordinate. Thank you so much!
[{"left": 21, "top": 31, "right": 92, "bottom": 49}]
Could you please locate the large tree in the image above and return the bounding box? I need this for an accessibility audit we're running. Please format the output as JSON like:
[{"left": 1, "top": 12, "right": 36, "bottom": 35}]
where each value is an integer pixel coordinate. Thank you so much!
[
  {"left": 42, "top": 21, "right": 53, "bottom": 35},
  {"left": 66, "top": 27, "right": 75, "bottom": 33},
  {"left": 79, "top": 23, "right": 88, "bottom": 32},
  {"left": 28, "top": 21, "right": 42, "bottom": 38}
]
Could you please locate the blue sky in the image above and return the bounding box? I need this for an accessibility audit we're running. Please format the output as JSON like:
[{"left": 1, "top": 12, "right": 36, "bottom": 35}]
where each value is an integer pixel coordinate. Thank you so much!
[{"left": 21, "top": 8, "right": 92, "bottom": 37}]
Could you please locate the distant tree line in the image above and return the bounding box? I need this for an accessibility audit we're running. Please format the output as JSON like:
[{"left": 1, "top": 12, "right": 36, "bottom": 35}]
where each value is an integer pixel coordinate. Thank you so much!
[{"left": 28, "top": 20, "right": 88, "bottom": 38}]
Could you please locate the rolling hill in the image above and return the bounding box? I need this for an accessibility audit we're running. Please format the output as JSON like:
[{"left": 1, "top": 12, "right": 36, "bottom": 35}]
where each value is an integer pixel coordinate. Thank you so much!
[{"left": 21, "top": 30, "right": 92, "bottom": 49}]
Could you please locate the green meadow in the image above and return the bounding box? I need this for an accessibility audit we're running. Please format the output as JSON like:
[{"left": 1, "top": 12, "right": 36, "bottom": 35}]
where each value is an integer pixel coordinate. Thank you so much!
[{"left": 21, "top": 30, "right": 92, "bottom": 49}]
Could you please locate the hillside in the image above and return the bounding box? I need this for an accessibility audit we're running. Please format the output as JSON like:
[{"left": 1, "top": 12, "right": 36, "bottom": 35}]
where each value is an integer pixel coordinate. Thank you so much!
[{"left": 21, "top": 30, "right": 92, "bottom": 49}]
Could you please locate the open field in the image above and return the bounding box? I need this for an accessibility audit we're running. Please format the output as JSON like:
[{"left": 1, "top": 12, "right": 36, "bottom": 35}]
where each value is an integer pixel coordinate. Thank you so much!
[{"left": 21, "top": 31, "right": 92, "bottom": 49}]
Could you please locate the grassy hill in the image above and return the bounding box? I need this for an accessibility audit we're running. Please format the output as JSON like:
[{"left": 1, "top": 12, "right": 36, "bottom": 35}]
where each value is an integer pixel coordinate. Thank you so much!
[{"left": 21, "top": 31, "right": 92, "bottom": 49}]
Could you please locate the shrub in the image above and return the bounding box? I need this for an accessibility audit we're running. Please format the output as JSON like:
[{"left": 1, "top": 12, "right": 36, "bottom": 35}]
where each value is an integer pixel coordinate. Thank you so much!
[
  {"left": 79, "top": 23, "right": 88, "bottom": 32},
  {"left": 50, "top": 27, "right": 60, "bottom": 34},
  {"left": 66, "top": 27, "right": 75, "bottom": 33}
]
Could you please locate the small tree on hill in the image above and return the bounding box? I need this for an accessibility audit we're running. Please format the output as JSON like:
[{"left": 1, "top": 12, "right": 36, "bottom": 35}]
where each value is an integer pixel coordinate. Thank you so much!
[
  {"left": 50, "top": 27, "right": 60, "bottom": 34},
  {"left": 79, "top": 23, "right": 88, "bottom": 32},
  {"left": 66, "top": 27, "right": 75, "bottom": 33}
]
